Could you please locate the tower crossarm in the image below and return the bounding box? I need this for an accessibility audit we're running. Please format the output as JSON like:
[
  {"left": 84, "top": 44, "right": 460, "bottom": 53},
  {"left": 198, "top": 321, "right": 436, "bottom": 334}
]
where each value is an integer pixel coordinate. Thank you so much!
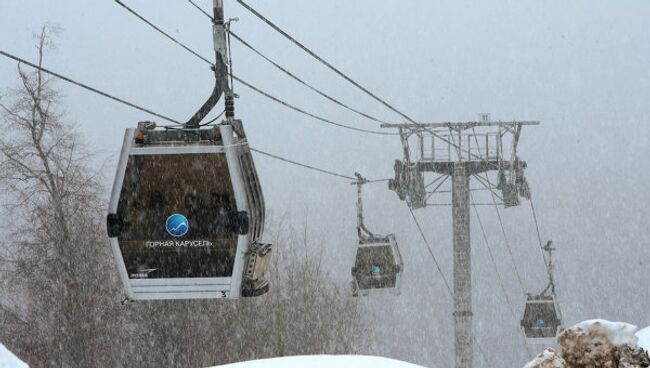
[
  {"left": 380, "top": 120, "right": 540, "bottom": 130},
  {"left": 418, "top": 160, "right": 527, "bottom": 176}
]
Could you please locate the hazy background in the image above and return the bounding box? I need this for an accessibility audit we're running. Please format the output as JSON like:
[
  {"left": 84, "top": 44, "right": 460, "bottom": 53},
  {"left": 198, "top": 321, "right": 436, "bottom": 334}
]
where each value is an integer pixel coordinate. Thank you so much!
[{"left": 1, "top": 1, "right": 649, "bottom": 367}]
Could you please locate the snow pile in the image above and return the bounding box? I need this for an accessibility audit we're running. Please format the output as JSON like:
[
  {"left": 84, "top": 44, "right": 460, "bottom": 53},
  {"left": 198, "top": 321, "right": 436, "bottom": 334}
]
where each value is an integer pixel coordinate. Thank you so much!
[
  {"left": 0, "top": 343, "right": 28, "bottom": 368},
  {"left": 558, "top": 320, "right": 636, "bottom": 367},
  {"left": 570, "top": 320, "right": 639, "bottom": 346},
  {"left": 523, "top": 348, "right": 566, "bottom": 368},
  {"left": 524, "top": 319, "right": 650, "bottom": 368},
  {"left": 211, "top": 355, "right": 427, "bottom": 368},
  {"left": 638, "top": 327, "right": 650, "bottom": 352}
]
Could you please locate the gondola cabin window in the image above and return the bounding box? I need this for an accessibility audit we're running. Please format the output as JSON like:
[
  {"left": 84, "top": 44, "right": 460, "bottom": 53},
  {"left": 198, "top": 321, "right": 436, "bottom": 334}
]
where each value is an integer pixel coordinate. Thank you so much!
[{"left": 116, "top": 153, "right": 238, "bottom": 279}]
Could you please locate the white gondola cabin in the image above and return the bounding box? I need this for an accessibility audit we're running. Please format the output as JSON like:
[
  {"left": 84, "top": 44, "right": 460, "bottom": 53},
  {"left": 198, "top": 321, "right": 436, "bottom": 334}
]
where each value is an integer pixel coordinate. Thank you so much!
[{"left": 107, "top": 121, "right": 271, "bottom": 300}]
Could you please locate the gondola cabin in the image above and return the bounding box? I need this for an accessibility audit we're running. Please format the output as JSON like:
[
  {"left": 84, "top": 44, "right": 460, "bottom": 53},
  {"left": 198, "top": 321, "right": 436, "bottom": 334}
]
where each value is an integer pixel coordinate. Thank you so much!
[
  {"left": 521, "top": 294, "right": 562, "bottom": 340},
  {"left": 107, "top": 121, "right": 271, "bottom": 300},
  {"left": 351, "top": 234, "right": 403, "bottom": 296}
]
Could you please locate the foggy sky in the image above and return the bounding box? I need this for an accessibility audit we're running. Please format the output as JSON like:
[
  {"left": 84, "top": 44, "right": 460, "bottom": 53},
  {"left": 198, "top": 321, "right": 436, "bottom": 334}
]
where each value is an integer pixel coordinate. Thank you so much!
[{"left": 1, "top": 1, "right": 649, "bottom": 367}]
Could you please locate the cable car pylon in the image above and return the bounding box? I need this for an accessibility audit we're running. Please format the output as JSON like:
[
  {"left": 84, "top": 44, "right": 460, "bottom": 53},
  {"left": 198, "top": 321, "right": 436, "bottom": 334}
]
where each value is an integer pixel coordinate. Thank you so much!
[
  {"left": 107, "top": 0, "right": 272, "bottom": 301},
  {"left": 382, "top": 114, "right": 539, "bottom": 368},
  {"left": 351, "top": 173, "right": 403, "bottom": 297}
]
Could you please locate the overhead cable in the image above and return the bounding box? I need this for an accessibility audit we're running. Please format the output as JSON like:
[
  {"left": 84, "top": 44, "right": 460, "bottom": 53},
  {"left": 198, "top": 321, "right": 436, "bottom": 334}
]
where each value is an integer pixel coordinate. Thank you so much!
[
  {"left": 471, "top": 192, "right": 534, "bottom": 359},
  {"left": 116, "top": 0, "right": 396, "bottom": 136},
  {"left": 407, "top": 204, "right": 492, "bottom": 367},
  {"left": 115, "top": 0, "right": 213, "bottom": 65},
  {"left": 251, "top": 148, "right": 355, "bottom": 180},
  {"left": 234, "top": 0, "right": 419, "bottom": 124},
  {"left": 529, "top": 199, "right": 553, "bottom": 281},
  {"left": 232, "top": 76, "right": 396, "bottom": 136},
  {"left": 1, "top": 50, "right": 392, "bottom": 186},
  {"left": 187, "top": 0, "right": 213, "bottom": 20},
  {"left": 407, "top": 205, "right": 452, "bottom": 295},
  {"left": 233, "top": 0, "right": 495, "bottom": 163},
  {"left": 182, "top": 2, "right": 393, "bottom": 126},
  {"left": 230, "top": 31, "right": 391, "bottom": 125},
  {"left": 0, "top": 50, "right": 181, "bottom": 125},
  {"left": 465, "top": 129, "right": 525, "bottom": 293}
]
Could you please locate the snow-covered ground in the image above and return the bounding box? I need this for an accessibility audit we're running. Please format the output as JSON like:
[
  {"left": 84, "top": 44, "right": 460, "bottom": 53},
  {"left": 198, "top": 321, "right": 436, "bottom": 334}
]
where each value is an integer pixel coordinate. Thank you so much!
[
  {"left": 0, "top": 343, "right": 28, "bottom": 368},
  {"left": 571, "top": 319, "right": 640, "bottom": 345},
  {"left": 212, "top": 355, "right": 427, "bottom": 368},
  {"left": 524, "top": 320, "right": 650, "bottom": 368},
  {"left": 637, "top": 325, "right": 650, "bottom": 351}
]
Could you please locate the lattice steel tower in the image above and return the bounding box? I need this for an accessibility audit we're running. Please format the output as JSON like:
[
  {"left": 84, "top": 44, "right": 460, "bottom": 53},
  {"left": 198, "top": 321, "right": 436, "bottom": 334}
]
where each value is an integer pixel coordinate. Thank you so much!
[{"left": 382, "top": 114, "right": 539, "bottom": 368}]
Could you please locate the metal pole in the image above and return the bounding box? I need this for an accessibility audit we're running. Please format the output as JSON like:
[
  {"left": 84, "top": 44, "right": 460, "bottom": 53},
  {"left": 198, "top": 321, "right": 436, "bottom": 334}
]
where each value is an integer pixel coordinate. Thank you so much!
[
  {"left": 453, "top": 162, "right": 472, "bottom": 368},
  {"left": 213, "top": 0, "right": 224, "bottom": 21},
  {"left": 184, "top": 0, "right": 228, "bottom": 128}
]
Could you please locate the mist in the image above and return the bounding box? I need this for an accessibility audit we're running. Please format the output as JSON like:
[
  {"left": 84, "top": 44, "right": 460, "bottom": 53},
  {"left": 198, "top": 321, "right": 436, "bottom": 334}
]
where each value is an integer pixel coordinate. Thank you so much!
[{"left": 1, "top": 1, "right": 649, "bottom": 367}]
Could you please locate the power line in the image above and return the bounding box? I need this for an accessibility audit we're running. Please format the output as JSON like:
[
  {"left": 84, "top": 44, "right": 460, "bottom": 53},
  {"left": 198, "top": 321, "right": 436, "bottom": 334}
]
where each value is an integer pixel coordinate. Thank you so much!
[
  {"left": 232, "top": 75, "right": 396, "bottom": 136},
  {"left": 407, "top": 205, "right": 492, "bottom": 367},
  {"left": 0, "top": 50, "right": 181, "bottom": 125},
  {"left": 187, "top": 0, "right": 212, "bottom": 20},
  {"left": 473, "top": 175, "right": 526, "bottom": 293},
  {"left": 463, "top": 130, "right": 525, "bottom": 295},
  {"left": 232, "top": 0, "right": 494, "bottom": 164},
  {"left": 115, "top": 0, "right": 213, "bottom": 65},
  {"left": 116, "top": 0, "right": 396, "bottom": 136},
  {"left": 366, "top": 178, "right": 391, "bottom": 184},
  {"left": 474, "top": 336, "right": 492, "bottom": 368},
  {"left": 529, "top": 198, "right": 552, "bottom": 282},
  {"left": 407, "top": 205, "right": 452, "bottom": 295},
  {"left": 229, "top": 31, "right": 391, "bottom": 125},
  {"left": 183, "top": 1, "right": 392, "bottom": 126},
  {"left": 233, "top": 0, "right": 486, "bottom": 162},
  {"left": 470, "top": 192, "right": 534, "bottom": 359},
  {"left": 465, "top": 131, "right": 533, "bottom": 359},
  {"left": 1, "top": 49, "right": 393, "bottom": 187},
  {"left": 234, "top": 0, "right": 419, "bottom": 125},
  {"left": 129, "top": 0, "right": 495, "bottom": 168},
  {"left": 251, "top": 148, "right": 355, "bottom": 180},
  {"left": 251, "top": 149, "right": 392, "bottom": 183}
]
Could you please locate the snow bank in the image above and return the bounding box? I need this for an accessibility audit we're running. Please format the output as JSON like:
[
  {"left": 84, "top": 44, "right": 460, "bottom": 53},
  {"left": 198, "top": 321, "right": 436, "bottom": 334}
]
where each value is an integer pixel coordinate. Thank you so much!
[
  {"left": 638, "top": 326, "right": 650, "bottom": 352},
  {"left": 524, "top": 319, "right": 650, "bottom": 368},
  {"left": 0, "top": 343, "right": 28, "bottom": 368},
  {"left": 211, "top": 355, "right": 427, "bottom": 368},
  {"left": 523, "top": 348, "right": 565, "bottom": 368},
  {"left": 571, "top": 319, "right": 639, "bottom": 346}
]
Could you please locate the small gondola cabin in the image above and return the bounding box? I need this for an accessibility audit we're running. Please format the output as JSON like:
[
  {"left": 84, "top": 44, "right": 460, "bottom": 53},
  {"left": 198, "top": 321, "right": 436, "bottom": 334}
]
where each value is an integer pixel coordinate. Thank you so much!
[
  {"left": 351, "top": 234, "right": 403, "bottom": 296},
  {"left": 521, "top": 294, "right": 562, "bottom": 339}
]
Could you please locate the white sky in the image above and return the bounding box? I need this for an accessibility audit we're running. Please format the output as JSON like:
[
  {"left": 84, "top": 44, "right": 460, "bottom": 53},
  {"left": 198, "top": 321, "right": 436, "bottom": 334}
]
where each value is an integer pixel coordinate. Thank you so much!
[{"left": 1, "top": 1, "right": 650, "bottom": 367}]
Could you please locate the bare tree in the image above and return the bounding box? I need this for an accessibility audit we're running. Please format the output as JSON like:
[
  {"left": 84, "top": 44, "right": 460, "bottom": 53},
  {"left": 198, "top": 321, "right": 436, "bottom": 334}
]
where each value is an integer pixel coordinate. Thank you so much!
[
  {"left": 116, "top": 220, "right": 368, "bottom": 368},
  {"left": 0, "top": 25, "right": 368, "bottom": 368},
  {"left": 0, "top": 25, "right": 122, "bottom": 367}
]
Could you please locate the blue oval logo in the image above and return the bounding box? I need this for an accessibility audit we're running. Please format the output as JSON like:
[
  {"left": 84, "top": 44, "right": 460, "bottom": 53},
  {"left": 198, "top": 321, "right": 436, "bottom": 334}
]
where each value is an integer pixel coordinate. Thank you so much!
[{"left": 165, "top": 214, "right": 189, "bottom": 237}]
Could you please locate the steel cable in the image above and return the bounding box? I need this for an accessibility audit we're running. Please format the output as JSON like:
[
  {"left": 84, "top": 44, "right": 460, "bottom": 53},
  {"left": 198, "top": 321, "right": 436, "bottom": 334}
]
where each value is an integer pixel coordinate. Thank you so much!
[
  {"left": 234, "top": 0, "right": 419, "bottom": 125},
  {"left": 471, "top": 192, "right": 534, "bottom": 359},
  {"left": 1, "top": 50, "right": 395, "bottom": 185},
  {"left": 117, "top": 0, "right": 396, "bottom": 136},
  {"left": 0, "top": 50, "right": 181, "bottom": 125},
  {"left": 230, "top": 31, "right": 392, "bottom": 126},
  {"left": 407, "top": 204, "right": 492, "bottom": 367}
]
